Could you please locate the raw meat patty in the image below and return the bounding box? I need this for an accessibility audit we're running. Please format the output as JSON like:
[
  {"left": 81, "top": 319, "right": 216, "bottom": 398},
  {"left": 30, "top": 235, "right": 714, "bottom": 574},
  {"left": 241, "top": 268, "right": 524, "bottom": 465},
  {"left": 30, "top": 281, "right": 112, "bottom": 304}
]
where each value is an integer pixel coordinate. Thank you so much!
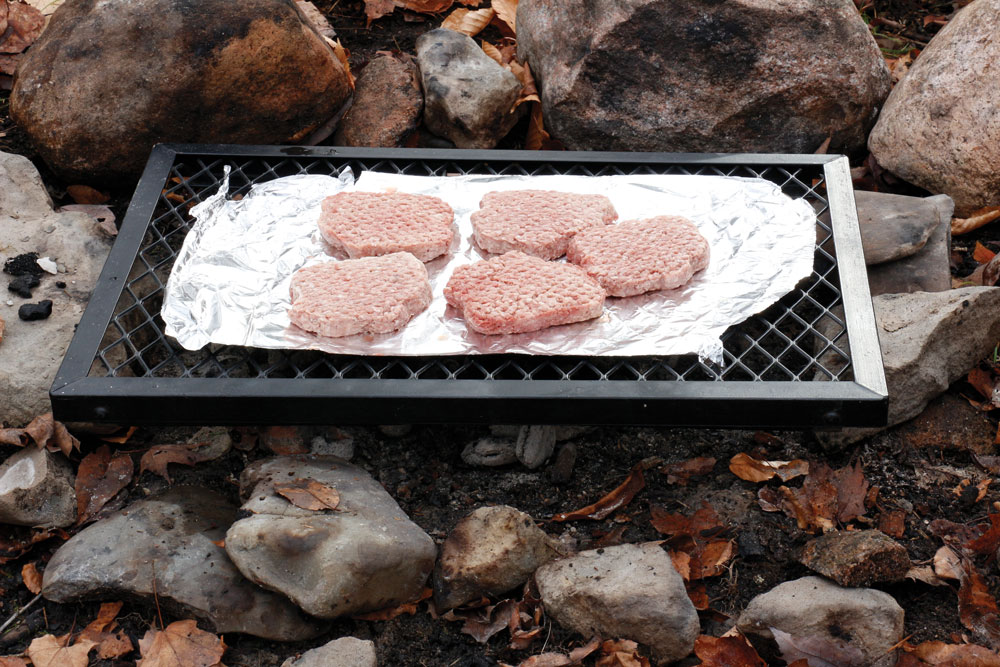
[
  {"left": 470, "top": 190, "right": 618, "bottom": 259},
  {"left": 289, "top": 253, "right": 432, "bottom": 338},
  {"left": 567, "top": 216, "right": 710, "bottom": 297},
  {"left": 319, "top": 191, "right": 455, "bottom": 262},
  {"left": 444, "top": 251, "right": 606, "bottom": 335}
]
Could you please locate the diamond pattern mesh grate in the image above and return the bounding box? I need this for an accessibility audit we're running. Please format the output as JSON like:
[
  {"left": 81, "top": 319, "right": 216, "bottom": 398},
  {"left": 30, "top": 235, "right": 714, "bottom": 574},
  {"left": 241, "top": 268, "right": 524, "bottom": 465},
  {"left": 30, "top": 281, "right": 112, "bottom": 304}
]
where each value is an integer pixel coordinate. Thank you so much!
[{"left": 86, "top": 155, "right": 852, "bottom": 385}]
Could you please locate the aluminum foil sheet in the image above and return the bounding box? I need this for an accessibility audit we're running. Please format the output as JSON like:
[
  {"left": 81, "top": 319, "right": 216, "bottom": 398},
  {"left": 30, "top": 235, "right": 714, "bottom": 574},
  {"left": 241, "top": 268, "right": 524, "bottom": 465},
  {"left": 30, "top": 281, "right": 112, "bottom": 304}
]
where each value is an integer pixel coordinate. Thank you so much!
[{"left": 162, "top": 169, "right": 817, "bottom": 363}]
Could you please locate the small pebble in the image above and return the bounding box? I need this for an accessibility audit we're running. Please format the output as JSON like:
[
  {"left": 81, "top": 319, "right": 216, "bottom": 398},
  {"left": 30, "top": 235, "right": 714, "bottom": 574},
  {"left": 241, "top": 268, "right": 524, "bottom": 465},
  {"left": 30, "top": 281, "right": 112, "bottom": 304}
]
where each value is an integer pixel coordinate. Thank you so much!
[
  {"left": 18, "top": 300, "right": 53, "bottom": 321},
  {"left": 56, "top": 281, "right": 66, "bottom": 289},
  {"left": 57, "top": 264, "right": 67, "bottom": 273},
  {"left": 36, "top": 257, "right": 58, "bottom": 274},
  {"left": 44, "top": 225, "right": 55, "bottom": 233},
  {"left": 5, "top": 300, "right": 12, "bottom": 307}
]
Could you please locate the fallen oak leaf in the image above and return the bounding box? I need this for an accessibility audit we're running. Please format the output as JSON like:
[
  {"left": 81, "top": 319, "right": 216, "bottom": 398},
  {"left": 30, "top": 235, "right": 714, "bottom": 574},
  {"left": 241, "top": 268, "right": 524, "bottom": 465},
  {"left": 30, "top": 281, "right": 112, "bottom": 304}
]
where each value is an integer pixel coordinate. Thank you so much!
[
  {"left": 76, "top": 444, "right": 134, "bottom": 524},
  {"left": 974, "top": 242, "right": 997, "bottom": 264},
  {"left": 137, "top": 619, "right": 225, "bottom": 667},
  {"left": 660, "top": 456, "right": 716, "bottom": 485},
  {"left": 729, "top": 452, "right": 808, "bottom": 483},
  {"left": 0, "top": 657, "right": 28, "bottom": 666},
  {"left": 23, "top": 413, "right": 80, "bottom": 456},
  {"left": 274, "top": 478, "right": 340, "bottom": 511},
  {"left": 326, "top": 37, "right": 354, "bottom": 89},
  {"left": 906, "top": 640, "right": 1000, "bottom": 665},
  {"left": 953, "top": 206, "right": 1000, "bottom": 235},
  {"left": 441, "top": 6, "right": 494, "bottom": 36},
  {"left": 21, "top": 562, "right": 41, "bottom": 594},
  {"left": 832, "top": 461, "right": 869, "bottom": 523},
  {"left": 481, "top": 40, "right": 503, "bottom": 64},
  {"left": 650, "top": 503, "right": 723, "bottom": 540},
  {"left": 353, "top": 587, "right": 431, "bottom": 622},
  {"left": 492, "top": 0, "right": 516, "bottom": 34},
  {"left": 26, "top": 634, "right": 96, "bottom": 667},
  {"left": 596, "top": 639, "right": 649, "bottom": 667},
  {"left": 78, "top": 601, "right": 134, "bottom": 660},
  {"left": 966, "top": 514, "right": 1000, "bottom": 556},
  {"left": 686, "top": 581, "right": 709, "bottom": 611},
  {"left": 694, "top": 633, "right": 766, "bottom": 666},
  {"left": 905, "top": 565, "right": 950, "bottom": 587},
  {"left": 139, "top": 441, "right": 222, "bottom": 483},
  {"left": 689, "top": 538, "right": 735, "bottom": 579},
  {"left": 957, "top": 557, "right": 1000, "bottom": 648},
  {"left": 553, "top": 463, "right": 644, "bottom": 522},
  {"left": 0, "top": 428, "right": 24, "bottom": 446}
]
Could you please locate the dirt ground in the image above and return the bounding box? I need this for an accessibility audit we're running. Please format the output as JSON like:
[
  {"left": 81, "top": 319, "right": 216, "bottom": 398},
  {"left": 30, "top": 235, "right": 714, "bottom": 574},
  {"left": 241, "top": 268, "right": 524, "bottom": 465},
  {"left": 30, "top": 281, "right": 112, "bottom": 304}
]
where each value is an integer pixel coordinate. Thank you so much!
[{"left": 1, "top": 0, "right": 999, "bottom": 665}]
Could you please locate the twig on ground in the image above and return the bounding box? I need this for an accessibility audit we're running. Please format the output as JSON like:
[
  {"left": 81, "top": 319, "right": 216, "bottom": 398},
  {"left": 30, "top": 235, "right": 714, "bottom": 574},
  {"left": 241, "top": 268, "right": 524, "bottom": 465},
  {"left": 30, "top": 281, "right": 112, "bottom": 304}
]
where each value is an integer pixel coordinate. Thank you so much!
[{"left": 0, "top": 592, "right": 43, "bottom": 637}]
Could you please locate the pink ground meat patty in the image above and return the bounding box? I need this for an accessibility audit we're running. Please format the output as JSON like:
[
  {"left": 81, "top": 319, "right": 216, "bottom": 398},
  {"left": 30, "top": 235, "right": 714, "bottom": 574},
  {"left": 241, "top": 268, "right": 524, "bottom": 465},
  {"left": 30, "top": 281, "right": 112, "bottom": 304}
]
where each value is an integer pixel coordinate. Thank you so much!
[
  {"left": 289, "top": 253, "right": 432, "bottom": 338},
  {"left": 444, "top": 251, "right": 606, "bottom": 335},
  {"left": 470, "top": 190, "right": 618, "bottom": 260},
  {"left": 567, "top": 216, "right": 710, "bottom": 297},
  {"left": 318, "top": 191, "right": 455, "bottom": 262}
]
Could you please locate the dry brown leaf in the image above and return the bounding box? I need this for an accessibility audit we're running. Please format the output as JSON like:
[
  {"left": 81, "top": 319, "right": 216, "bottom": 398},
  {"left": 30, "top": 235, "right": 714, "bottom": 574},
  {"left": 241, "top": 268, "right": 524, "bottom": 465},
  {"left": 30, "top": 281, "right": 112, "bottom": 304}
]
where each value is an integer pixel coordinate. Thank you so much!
[
  {"left": 26, "top": 634, "right": 96, "bottom": 667},
  {"left": 21, "top": 562, "right": 41, "bottom": 594},
  {"left": 694, "top": 633, "right": 767, "bottom": 666},
  {"left": 274, "top": 478, "right": 340, "bottom": 511},
  {"left": 553, "top": 464, "right": 644, "bottom": 521},
  {"left": 398, "top": 0, "right": 453, "bottom": 12},
  {"left": 968, "top": 367, "right": 1000, "bottom": 405},
  {"left": 354, "top": 588, "right": 430, "bottom": 622},
  {"left": 22, "top": 413, "right": 80, "bottom": 455},
  {"left": 481, "top": 40, "right": 503, "bottom": 64},
  {"left": 326, "top": 37, "right": 354, "bottom": 89},
  {"left": 76, "top": 444, "right": 134, "bottom": 524},
  {"left": 441, "top": 6, "right": 494, "bottom": 36},
  {"left": 0, "top": 527, "right": 61, "bottom": 564},
  {"left": 967, "top": 514, "right": 1000, "bottom": 556},
  {"left": 661, "top": 456, "right": 716, "bottom": 485},
  {"left": 66, "top": 184, "right": 110, "bottom": 205},
  {"left": 975, "top": 242, "right": 997, "bottom": 264},
  {"left": 79, "top": 601, "right": 134, "bottom": 659},
  {"left": 686, "top": 581, "right": 709, "bottom": 611},
  {"left": 833, "top": 462, "right": 869, "bottom": 523},
  {"left": 905, "top": 565, "right": 950, "bottom": 587},
  {"left": 728, "top": 452, "right": 808, "bottom": 483},
  {"left": 525, "top": 103, "right": 549, "bottom": 151},
  {"left": 0, "top": 657, "right": 29, "bottom": 667},
  {"left": 0, "top": 2, "right": 44, "bottom": 54},
  {"left": 689, "top": 539, "right": 735, "bottom": 579},
  {"left": 139, "top": 443, "right": 215, "bottom": 483},
  {"left": 492, "top": 0, "right": 516, "bottom": 33},
  {"left": 669, "top": 550, "right": 691, "bottom": 580},
  {"left": 878, "top": 509, "right": 906, "bottom": 538},
  {"left": 596, "top": 639, "right": 650, "bottom": 667},
  {"left": 953, "top": 207, "right": 1000, "bottom": 235},
  {"left": 957, "top": 558, "right": 1000, "bottom": 648},
  {"left": 364, "top": 0, "right": 396, "bottom": 23},
  {"left": 650, "top": 503, "right": 722, "bottom": 539},
  {"left": 99, "top": 425, "right": 137, "bottom": 445},
  {"left": 907, "top": 640, "right": 1000, "bottom": 665},
  {"left": 137, "top": 620, "right": 226, "bottom": 667},
  {"left": 0, "top": 427, "right": 24, "bottom": 446}
]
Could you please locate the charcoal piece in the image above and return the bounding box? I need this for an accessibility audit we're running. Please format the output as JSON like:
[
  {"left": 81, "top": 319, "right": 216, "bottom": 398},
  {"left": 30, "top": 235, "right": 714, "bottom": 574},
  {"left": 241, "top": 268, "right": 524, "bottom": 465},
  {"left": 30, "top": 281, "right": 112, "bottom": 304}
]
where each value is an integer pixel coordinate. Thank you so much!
[
  {"left": 18, "top": 300, "right": 53, "bottom": 321},
  {"left": 3, "top": 252, "right": 42, "bottom": 277},
  {"left": 8, "top": 274, "right": 40, "bottom": 298}
]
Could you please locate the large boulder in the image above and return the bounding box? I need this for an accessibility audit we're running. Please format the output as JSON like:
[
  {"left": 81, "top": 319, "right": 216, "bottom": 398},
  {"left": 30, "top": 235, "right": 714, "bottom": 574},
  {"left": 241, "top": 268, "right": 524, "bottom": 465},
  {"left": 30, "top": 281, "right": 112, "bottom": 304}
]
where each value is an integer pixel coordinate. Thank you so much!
[
  {"left": 225, "top": 456, "right": 437, "bottom": 619},
  {"left": 517, "top": 0, "right": 889, "bottom": 155},
  {"left": 0, "top": 152, "right": 112, "bottom": 425},
  {"left": 868, "top": 0, "right": 1000, "bottom": 216},
  {"left": 10, "top": 0, "right": 351, "bottom": 183}
]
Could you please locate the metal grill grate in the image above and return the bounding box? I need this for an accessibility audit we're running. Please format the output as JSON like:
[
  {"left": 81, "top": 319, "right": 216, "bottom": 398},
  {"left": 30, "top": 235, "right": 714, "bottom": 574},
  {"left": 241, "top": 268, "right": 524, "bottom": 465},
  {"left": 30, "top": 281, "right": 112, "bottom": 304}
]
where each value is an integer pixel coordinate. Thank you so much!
[{"left": 51, "top": 146, "right": 886, "bottom": 428}]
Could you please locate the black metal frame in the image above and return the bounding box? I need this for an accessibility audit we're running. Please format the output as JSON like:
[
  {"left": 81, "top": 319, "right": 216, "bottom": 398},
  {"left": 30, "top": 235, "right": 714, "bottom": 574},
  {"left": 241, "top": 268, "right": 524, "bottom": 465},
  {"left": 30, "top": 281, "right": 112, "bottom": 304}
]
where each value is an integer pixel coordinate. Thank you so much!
[{"left": 50, "top": 144, "right": 888, "bottom": 428}]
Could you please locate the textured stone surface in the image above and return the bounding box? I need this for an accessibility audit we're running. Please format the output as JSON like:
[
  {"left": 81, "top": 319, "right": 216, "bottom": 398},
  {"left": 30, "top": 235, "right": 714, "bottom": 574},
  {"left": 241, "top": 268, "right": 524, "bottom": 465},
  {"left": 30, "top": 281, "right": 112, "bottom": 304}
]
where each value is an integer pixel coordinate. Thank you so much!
[
  {"left": 334, "top": 55, "right": 423, "bottom": 147},
  {"left": 0, "top": 152, "right": 112, "bottom": 426},
  {"left": 515, "top": 425, "right": 558, "bottom": 469},
  {"left": 0, "top": 447, "right": 75, "bottom": 528},
  {"left": 535, "top": 542, "right": 699, "bottom": 663},
  {"left": 868, "top": 0, "right": 1000, "bottom": 216},
  {"left": 800, "top": 530, "right": 910, "bottom": 587},
  {"left": 416, "top": 29, "right": 522, "bottom": 149},
  {"left": 855, "top": 191, "right": 952, "bottom": 266},
  {"left": 42, "top": 486, "right": 322, "bottom": 641},
  {"left": 10, "top": 0, "right": 351, "bottom": 182},
  {"left": 517, "top": 0, "right": 889, "bottom": 154},
  {"left": 281, "top": 637, "right": 377, "bottom": 667},
  {"left": 737, "top": 576, "right": 904, "bottom": 667},
  {"left": 866, "top": 206, "right": 951, "bottom": 295},
  {"left": 226, "top": 455, "right": 436, "bottom": 619},
  {"left": 433, "top": 505, "right": 563, "bottom": 610},
  {"left": 818, "top": 287, "right": 1000, "bottom": 446}
]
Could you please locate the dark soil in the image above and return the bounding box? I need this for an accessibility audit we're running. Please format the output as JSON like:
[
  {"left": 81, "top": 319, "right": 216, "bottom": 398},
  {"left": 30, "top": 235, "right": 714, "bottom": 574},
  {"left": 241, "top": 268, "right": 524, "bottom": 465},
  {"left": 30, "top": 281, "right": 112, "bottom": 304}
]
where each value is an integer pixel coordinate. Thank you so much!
[{"left": 1, "top": 0, "right": 998, "bottom": 665}]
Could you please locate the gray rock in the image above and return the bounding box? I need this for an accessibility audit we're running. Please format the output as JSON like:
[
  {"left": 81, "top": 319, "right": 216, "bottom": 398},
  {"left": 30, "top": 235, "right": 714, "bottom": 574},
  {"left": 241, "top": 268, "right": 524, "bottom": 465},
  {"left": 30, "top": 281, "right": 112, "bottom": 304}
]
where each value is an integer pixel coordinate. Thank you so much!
[
  {"left": 855, "top": 191, "right": 953, "bottom": 266},
  {"left": 42, "top": 486, "right": 322, "bottom": 641},
  {"left": 517, "top": 0, "right": 889, "bottom": 155},
  {"left": 187, "top": 426, "right": 232, "bottom": 459},
  {"left": 800, "top": 530, "right": 910, "bottom": 587},
  {"left": 535, "top": 542, "right": 698, "bottom": 663},
  {"left": 308, "top": 427, "right": 355, "bottom": 459},
  {"left": 225, "top": 455, "right": 436, "bottom": 619},
  {"left": 548, "top": 442, "right": 577, "bottom": 485},
  {"left": 0, "top": 152, "right": 112, "bottom": 426},
  {"left": 433, "top": 505, "right": 563, "bottom": 610},
  {"left": 867, "top": 204, "right": 951, "bottom": 296},
  {"left": 281, "top": 637, "right": 376, "bottom": 667},
  {"left": 868, "top": 0, "right": 1000, "bottom": 216},
  {"left": 818, "top": 287, "right": 1000, "bottom": 446},
  {"left": 737, "top": 576, "right": 904, "bottom": 667},
  {"left": 516, "top": 425, "right": 558, "bottom": 469},
  {"left": 10, "top": 0, "right": 351, "bottom": 182},
  {"left": 0, "top": 447, "right": 76, "bottom": 528},
  {"left": 334, "top": 55, "right": 423, "bottom": 148},
  {"left": 416, "top": 29, "right": 523, "bottom": 149},
  {"left": 462, "top": 437, "right": 517, "bottom": 467}
]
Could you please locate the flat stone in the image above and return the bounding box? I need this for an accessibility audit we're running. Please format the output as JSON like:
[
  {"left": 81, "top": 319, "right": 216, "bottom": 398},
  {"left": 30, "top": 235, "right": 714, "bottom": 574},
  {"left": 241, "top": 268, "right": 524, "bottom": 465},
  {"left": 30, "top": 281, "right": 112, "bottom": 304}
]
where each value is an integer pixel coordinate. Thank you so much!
[
  {"left": 0, "top": 152, "right": 113, "bottom": 425},
  {"left": 462, "top": 437, "right": 517, "bottom": 467},
  {"left": 42, "top": 486, "right": 323, "bottom": 641},
  {"left": 433, "top": 505, "right": 563, "bottom": 610},
  {"left": 547, "top": 442, "right": 577, "bottom": 485},
  {"left": 799, "top": 530, "right": 910, "bottom": 587},
  {"left": 868, "top": 0, "right": 1000, "bottom": 216},
  {"left": 855, "top": 191, "right": 952, "bottom": 266},
  {"left": 334, "top": 55, "right": 423, "bottom": 148},
  {"left": 10, "top": 0, "right": 351, "bottom": 183},
  {"left": 260, "top": 426, "right": 309, "bottom": 455},
  {"left": 737, "top": 576, "right": 904, "bottom": 667},
  {"left": 517, "top": 0, "right": 889, "bottom": 154},
  {"left": 187, "top": 426, "right": 232, "bottom": 459},
  {"left": 416, "top": 28, "right": 522, "bottom": 149},
  {"left": 225, "top": 455, "right": 436, "bottom": 619},
  {"left": 817, "top": 287, "right": 1000, "bottom": 447},
  {"left": 535, "top": 542, "right": 699, "bottom": 663},
  {"left": 0, "top": 447, "right": 75, "bottom": 528},
  {"left": 516, "top": 425, "right": 558, "bottom": 469},
  {"left": 281, "top": 637, "right": 376, "bottom": 667},
  {"left": 866, "top": 205, "right": 951, "bottom": 295}
]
